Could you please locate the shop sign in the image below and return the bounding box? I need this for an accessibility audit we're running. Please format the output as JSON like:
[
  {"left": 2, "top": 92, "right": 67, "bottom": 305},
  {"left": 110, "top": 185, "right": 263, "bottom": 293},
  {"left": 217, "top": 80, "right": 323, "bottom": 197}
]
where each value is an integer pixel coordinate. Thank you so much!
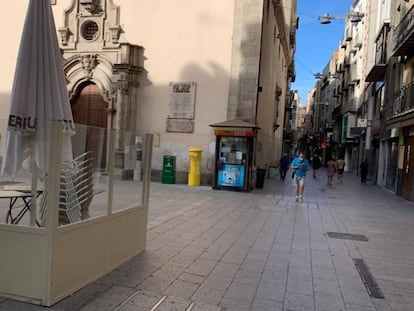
[
  {"left": 214, "top": 130, "right": 255, "bottom": 137},
  {"left": 357, "top": 118, "right": 367, "bottom": 127}
]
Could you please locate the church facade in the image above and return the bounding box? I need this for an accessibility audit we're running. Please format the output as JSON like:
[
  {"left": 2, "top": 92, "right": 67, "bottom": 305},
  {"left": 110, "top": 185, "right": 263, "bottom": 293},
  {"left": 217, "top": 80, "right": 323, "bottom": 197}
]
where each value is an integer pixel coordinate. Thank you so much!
[{"left": 0, "top": 0, "right": 297, "bottom": 184}]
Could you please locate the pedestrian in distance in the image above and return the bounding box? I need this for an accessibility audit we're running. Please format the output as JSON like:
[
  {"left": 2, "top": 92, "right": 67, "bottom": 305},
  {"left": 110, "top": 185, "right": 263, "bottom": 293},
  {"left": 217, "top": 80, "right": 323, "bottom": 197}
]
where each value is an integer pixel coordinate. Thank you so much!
[
  {"left": 336, "top": 158, "right": 345, "bottom": 183},
  {"left": 360, "top": 159, "right": 368, "bottom": 184},
  {"left": 279, "top": 153, "right": 290, "bottom": 181},
  {"left": 291, "top": 152, "right": 310, "bottom": 203},
  {"left": 326, "top": 157, "right": 336, "bottom": 186},
  {"left": 312, "top": 154, "right": 321, "bottom": 178}
]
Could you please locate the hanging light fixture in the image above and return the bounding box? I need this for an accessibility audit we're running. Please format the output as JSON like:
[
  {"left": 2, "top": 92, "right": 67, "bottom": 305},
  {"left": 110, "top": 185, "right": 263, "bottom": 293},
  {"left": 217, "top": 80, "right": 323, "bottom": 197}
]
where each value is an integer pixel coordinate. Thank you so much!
[{"left": 318, "top": 12, "right": 364, "bottom": 25}]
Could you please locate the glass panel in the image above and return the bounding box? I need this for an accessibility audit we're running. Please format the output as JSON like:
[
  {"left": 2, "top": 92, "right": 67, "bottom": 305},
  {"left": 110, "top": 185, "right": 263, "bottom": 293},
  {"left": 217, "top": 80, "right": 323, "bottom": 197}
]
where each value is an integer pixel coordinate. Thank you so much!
[
  {"left": 0, "top": 118, "right": 43, "bottom": 227},
  {"left": 0, "top": 120, "right": 146, "bottom": 227},
  {"left": 218, "top": 137, "right": 247, "bottom": 165},
  {"left": 67, "top": 123, "right": 110, "bottom": 222},
  {"left": 53, "top": 122, "right": 110, "bottom": 226},
  {"left": 112, "top": 130, "right": 145, "bottom": 213}
]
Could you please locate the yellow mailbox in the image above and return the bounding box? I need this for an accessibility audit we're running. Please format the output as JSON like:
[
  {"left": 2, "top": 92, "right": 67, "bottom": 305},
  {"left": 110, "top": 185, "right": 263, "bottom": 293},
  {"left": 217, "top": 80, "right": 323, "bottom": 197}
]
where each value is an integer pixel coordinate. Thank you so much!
[{"left": 188, "top": 147, "right": 202, "bottom": 186}]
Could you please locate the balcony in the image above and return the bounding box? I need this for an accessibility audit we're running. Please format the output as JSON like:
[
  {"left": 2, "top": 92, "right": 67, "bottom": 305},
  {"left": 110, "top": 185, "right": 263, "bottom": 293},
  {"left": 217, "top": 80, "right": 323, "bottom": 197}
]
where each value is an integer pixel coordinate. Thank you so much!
[
  {"left": 345, "top": 28, "right": 353, "bottom": 41},
  {"left": 289, "top": 29, "right": 296, "bottom": 47},
  {"left": 352, "top": 32, "right": 363, "bottom": 49},
  {"left": 344, "top": 55, "right": 351, "bottom": 67},
  {"left": 349, "top": 65, "right": 361, "bottom": 84},
  {"left": 386, "top": 82, "right": 414, "bottom": 128},
  {"left": 366, "top": 22, "right": 390, "bottom": 81},
  {"left": 287, "top": 61, "right": 295, "bottom": 80},
  {"left": 392, "top": 5, "right": 414, "bottom": 56},
  {"left": 336, "top": 63, "right": 344, "bottom": 73},
  {"left": 391, "top": 82, "right": 414, "bottom": 115},
  {"left": 341, "top": 98, "right": 358, "bottom": 114},
  {"left": 350, "top": 31, "right": 363, "bottom": 55},
  {"left": 337, "top": 84, "right": 343, "bottom": 95},
  {"left": 342, "top": 81, "right": 349, "bottom": 92}
]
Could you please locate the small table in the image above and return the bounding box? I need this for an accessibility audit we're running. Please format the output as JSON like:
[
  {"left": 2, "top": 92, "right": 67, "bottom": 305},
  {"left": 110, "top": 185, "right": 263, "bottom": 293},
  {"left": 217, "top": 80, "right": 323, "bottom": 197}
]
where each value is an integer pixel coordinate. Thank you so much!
[
  {"left": 0, "top": 190, "right": 39, "bottom": 225},
  {"left": 4, "top": 184, "right": 44, "bottom": 194}
]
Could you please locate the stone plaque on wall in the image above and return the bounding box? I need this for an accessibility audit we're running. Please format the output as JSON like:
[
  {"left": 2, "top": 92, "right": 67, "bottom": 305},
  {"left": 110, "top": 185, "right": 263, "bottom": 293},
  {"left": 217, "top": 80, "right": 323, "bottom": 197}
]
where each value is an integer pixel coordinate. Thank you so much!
[
  {"left": 166, "top": 119, "right": 194, "bottom": 133},
  {"left": 168, "top": 82, "right": 196, "bottom": 119}
]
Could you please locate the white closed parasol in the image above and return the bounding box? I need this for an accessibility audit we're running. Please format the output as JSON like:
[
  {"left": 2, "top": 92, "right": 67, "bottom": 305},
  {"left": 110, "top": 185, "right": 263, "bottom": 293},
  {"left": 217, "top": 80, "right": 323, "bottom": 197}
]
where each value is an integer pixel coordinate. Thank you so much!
[{"left": 2, "top": 0, "right": 75, "bottom": 225}]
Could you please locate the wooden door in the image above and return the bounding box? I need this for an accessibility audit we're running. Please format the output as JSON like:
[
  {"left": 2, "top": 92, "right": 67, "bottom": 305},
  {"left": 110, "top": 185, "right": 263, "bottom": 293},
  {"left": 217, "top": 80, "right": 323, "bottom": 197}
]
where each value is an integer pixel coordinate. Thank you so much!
[
  {"left": 71, "top": 83, "right": 108, "bottom": 169},
  {"left": 401, "top": 136, "right": 414, "bottom": 200}
]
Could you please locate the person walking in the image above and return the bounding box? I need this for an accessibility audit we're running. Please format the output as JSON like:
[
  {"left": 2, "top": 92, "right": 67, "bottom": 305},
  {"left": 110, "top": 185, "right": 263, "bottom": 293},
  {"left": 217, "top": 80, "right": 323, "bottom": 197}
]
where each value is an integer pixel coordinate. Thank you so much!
[
  {"left": 312, "top": 154, "right": 321, "bottom": 178},
  {"left": 326, "top": 157, "right": 336, "bottom": 186},
  {"left": 360, "top": 159, "right": 369, "bottom": 184},
  {"left": 279, "top": 153, "right": 290, "bottom": 181},
  {"left": 336, "top": 158, "right": 345, "bottom": 183},
  {"left": 291, "top": 152, "right": 310, "bottom": 203}
]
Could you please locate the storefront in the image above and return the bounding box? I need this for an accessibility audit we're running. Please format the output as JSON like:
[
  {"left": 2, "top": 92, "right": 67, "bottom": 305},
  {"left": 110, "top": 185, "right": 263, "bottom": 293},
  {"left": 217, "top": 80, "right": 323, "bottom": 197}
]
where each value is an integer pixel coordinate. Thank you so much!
[{"left": 210, "top": 119, "right": 259, "bottom": 191}]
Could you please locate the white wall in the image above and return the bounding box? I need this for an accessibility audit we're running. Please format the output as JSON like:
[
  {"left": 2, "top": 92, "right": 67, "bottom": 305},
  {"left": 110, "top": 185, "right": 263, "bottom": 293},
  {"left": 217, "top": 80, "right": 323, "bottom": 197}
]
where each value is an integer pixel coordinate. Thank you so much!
[
  {"left": 0, "top": 1, "right": 28, "bottom": 117},
  {"left": 117, "top": 0, "right": 235, "bottom": 173},
  {"left": 0, "top": 1, "right": 293, "bottom": 182},
  {"left": 0, "top": 1, "right": 236, "bottom": 177},
  {"left": 0, "top": 226, "right": 48, "bottom": 304}
]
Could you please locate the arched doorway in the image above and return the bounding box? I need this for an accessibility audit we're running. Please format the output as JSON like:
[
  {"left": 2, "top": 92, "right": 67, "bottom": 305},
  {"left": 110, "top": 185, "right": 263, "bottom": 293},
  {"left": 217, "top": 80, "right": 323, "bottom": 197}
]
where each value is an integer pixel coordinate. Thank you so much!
[{"left": 71, "top": 83, "right": 108, "bottom": 169}]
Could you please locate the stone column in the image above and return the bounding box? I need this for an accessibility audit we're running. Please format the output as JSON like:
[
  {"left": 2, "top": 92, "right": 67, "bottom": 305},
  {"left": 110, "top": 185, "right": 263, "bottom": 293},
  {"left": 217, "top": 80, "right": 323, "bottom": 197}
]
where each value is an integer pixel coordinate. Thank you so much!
[{"left": 115, "top": 80, "right": 128, "bottom": 148}]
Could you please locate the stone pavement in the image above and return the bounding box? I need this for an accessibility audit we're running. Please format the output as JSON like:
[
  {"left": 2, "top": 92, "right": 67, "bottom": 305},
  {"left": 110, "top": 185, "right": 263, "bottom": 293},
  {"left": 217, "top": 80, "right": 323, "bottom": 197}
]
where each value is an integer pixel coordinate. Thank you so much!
[{"left": 1, "top": 169, "right": 414, "bottom": 311}]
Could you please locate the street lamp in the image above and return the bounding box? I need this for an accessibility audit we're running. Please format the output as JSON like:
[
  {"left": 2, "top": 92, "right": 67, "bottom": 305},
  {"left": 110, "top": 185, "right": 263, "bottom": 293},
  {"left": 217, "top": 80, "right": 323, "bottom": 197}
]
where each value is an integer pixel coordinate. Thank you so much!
[
  {"left": 318, "top": 12, "right": 364, "bottom": 25},
  {"left": 314, "top": 72, "right": 340, "bottom": 79},
  {"left": 314, "top": 73, "right": 324, "bottom": 79}
]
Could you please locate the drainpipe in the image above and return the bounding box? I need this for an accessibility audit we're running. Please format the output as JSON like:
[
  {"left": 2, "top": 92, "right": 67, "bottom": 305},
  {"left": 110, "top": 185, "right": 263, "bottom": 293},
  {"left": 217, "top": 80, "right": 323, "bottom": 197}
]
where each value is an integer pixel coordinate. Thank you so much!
[
  {"left": 365, "top": 98, "right": 373, "bottom": 151},
  {"left": 255, "top": 1, "right": 265, "bottom": 124}
]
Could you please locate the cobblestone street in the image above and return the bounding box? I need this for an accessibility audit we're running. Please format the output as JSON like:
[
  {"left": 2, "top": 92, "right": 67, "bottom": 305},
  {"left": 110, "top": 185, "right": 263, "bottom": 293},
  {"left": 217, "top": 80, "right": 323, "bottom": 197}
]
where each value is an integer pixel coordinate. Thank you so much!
[{"left": 1, "top": 169, "right": 413, "bottom": 311}]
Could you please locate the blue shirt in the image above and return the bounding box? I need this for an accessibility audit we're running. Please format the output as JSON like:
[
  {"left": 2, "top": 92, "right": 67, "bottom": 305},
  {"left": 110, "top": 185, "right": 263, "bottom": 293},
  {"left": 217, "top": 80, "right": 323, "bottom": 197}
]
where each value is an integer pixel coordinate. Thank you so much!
[{"left": 291, "top": 157, "right": 310, "bottom": 177}]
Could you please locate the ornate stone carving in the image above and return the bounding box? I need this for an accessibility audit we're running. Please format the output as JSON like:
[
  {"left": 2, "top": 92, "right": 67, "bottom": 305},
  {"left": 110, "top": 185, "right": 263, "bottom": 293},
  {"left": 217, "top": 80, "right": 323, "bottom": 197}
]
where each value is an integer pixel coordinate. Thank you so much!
[
  {"left": 109, "top": 25, "right": 122, "bottom": 44},
  {"left": 58, "top": 27, "right": 71, "bottom": 46},
  {"left": 60, "top": 0, "right": 123, "bottom": 49},
  {"left": 61, "top": 1, "right": 144, "bottom": 152},
  {"left": 116, "top": 81, "right": 129, "bottom": 95},
  {"left": 81, "top": 54, "right": 98, "bottom": 79},
  {"left": 80, "top": 0, "right": 101, "bottom": 14}
]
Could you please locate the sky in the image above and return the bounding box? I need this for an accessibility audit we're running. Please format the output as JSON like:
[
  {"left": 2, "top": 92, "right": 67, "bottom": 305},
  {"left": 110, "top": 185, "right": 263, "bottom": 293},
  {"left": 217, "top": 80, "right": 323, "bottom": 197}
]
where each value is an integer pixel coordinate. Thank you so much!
[{"left": 292, "top": 0, "right": 354, "bottom": 106}]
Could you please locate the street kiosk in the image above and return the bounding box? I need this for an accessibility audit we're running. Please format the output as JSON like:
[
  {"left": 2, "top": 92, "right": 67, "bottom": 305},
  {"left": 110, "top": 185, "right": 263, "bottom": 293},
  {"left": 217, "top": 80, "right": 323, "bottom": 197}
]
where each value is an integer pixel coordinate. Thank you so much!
[{"left": 210, "top": 119, "right": 259, "bottom": 191}]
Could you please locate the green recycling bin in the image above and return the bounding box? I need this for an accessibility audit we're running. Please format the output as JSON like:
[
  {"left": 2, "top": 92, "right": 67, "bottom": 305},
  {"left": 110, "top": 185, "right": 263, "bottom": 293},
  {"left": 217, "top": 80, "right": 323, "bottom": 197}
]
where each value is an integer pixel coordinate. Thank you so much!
[{"left": 162, "top": 155, "right": 176, "bottom": 184}]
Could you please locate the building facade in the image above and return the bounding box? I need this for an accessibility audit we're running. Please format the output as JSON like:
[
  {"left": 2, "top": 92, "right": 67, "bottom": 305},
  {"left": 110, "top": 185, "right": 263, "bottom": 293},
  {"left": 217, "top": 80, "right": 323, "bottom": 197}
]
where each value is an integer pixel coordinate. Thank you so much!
[
  {"left": 362, "top": 0, "right": 413, "bottom": 200},
  {"left": 0, "top": 0, "right": 297, "bottom": 185},
  {"left": 307, "top": 0, "right": 414, "bottom": 202},
  {"left": 383, "top": 0, "right": 414, "bottom": 200},
  {"left": 283, "top": 90, "right": 299, "bottom": 157}
]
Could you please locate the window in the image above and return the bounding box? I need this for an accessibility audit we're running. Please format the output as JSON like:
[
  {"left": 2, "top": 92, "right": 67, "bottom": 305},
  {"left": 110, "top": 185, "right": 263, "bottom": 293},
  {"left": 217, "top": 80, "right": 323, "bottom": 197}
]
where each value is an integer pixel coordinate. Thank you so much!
[
  {"left": 81, "top": 21, "right": 99, "bottom": 41},
  {"left": 219, "top": 137, "right": 247, "bottom": 165}
]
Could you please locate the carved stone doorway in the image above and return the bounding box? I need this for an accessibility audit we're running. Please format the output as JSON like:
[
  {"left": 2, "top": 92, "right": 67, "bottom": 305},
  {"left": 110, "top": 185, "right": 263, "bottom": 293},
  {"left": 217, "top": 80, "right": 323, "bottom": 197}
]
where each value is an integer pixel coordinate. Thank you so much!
[{"left": 71, "top": 82, "right": 108, "bottom": 169}]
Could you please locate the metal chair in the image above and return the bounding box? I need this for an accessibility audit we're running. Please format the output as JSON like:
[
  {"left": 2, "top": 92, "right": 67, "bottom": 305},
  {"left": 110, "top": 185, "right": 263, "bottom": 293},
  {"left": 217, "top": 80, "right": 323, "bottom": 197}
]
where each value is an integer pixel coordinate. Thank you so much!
[{"left": 40, "top": 152, "right": 94, "bottom": 226}]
